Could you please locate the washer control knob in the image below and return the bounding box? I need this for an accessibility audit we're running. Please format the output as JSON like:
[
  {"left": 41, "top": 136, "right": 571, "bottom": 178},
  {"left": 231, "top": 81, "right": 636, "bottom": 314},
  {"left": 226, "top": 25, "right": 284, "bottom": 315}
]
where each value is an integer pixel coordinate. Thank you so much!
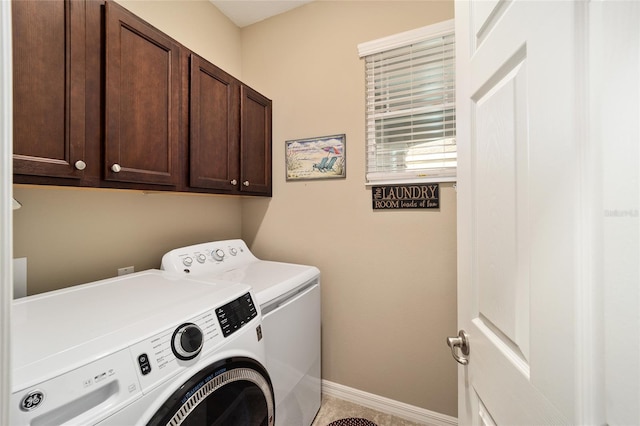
[
  {"left": 171, "top": 323, "right": 203, "bottom": 360},
  {"left": 182, "top": 257, "right": 193, "bottom": 267},
  {"left": 212, "top": 249, "right": 225, "bottom": 261},
  {"left": 229, "top": 247, "right": 238, "bottom": 256},
  {"left": 196, "top": 254, "right": 206, "bottom": 263}
]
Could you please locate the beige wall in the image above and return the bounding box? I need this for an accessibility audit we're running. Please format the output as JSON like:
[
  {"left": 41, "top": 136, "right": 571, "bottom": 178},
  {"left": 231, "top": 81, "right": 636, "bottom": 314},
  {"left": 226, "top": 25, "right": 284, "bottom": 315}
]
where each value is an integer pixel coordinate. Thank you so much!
[
  {"left": 241, "top": 1, "right": 457, "bottom": 417},
  {"left": 13, "top": 1, "right": 244, "bottom": 294},
  {"left": 13, "top": 186, "right": 242, "bottom": 294},
  {"left": 12, "top": 0, "right": 458, "bottom": 418}
]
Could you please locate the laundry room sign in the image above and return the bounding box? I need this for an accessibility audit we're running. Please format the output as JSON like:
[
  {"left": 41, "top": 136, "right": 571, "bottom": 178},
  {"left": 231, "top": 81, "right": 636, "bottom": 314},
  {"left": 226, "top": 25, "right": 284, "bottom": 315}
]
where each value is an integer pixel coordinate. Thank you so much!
[{"left": 372, "top": 184, "right": 439, "bottom": 210}]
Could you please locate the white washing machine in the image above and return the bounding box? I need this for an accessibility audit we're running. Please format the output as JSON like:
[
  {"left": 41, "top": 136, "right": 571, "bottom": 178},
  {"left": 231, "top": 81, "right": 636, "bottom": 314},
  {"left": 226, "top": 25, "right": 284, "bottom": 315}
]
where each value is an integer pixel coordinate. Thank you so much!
[
  {"left": 161, "top": 240, "right": 321, "bottom": 426},
  {"left": 10, "top": 269, "right": 274, "bottom": 426}
]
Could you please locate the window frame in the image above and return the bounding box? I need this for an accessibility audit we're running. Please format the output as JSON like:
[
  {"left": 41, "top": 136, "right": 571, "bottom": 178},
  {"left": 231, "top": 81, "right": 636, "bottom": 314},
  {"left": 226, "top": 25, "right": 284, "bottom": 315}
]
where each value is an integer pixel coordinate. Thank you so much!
[{"left": 358, "top": 19, "right": 456, "bottom": 185}]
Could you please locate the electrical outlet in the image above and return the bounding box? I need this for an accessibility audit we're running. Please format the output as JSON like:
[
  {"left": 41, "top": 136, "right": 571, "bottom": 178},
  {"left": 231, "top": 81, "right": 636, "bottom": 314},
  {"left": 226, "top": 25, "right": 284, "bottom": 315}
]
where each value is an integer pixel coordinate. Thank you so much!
[
  {"left": 13, "top": 257, "right": 27, "bottom": 299},
  {"left": 118, "top": 266, "right": 135, "bottom": 276}
]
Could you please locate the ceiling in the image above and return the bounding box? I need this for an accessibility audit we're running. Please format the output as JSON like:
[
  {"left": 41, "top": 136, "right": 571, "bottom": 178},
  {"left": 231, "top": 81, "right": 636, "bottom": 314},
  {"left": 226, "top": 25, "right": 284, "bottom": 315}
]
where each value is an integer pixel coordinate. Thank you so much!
[{"left": 210, "top": 1, "right": 314, "bottom": 28}]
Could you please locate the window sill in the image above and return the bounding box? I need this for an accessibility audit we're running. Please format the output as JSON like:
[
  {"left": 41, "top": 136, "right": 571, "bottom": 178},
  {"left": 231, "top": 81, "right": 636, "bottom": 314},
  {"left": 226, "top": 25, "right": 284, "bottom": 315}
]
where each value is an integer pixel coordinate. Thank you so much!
[{"left": 365, "top": 176, "right": 457, "bottom": 187}]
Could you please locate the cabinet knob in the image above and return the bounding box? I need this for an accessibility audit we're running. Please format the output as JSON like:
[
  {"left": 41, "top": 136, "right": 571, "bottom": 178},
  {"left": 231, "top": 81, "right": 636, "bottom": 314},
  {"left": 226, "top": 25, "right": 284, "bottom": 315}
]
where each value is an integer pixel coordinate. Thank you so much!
[
  {"left": 230, "top": 179, "right": 238, "bottom": 185},
  {"left": 243, "top": 181, "right": 250, "bottom": 187},
  {"left": 74, "top": 160, "right": 86, "bottom": 171},
  {"left": 111, "top": 164, "right": 121, "bottom": 173}
]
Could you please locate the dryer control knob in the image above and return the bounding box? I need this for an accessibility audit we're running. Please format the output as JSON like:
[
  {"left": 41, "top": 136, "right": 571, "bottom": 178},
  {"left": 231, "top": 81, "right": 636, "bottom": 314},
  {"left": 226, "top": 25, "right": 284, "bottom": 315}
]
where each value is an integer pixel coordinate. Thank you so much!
[
  {"left": 172, "top": 323, "right": 204, "bottom": 361},
  {"left": 212, "top": 249, "right": 225, "bottom": 261}
]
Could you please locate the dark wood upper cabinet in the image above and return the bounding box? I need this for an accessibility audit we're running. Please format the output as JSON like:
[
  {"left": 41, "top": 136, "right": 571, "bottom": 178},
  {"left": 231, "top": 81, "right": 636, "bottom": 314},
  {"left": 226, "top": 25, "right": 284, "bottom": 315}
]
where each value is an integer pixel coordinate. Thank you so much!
[
  {"left": 12, "top": 0, "right": 271, "bottom": 196},
  {"left": 240, "top": 86, "right": 272, "bottom": 196},
  {"left": 189, "top": 54, "right": 240, "bottom": 192},
  {"left": 104, "top": 1, "right": 180, "bottom": 186},
  {"left": 12, "top": 0, "right": 86, "bottom": 179},
  {"left": 188, "top": 54, "right": 272, "bottom": 196}
]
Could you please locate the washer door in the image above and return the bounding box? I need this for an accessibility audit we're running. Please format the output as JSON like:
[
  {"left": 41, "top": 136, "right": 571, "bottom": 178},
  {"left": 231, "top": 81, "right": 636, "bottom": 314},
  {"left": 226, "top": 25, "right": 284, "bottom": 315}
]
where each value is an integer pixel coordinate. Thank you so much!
[{"left": 147, "top": 357, "right": 274, "bottom": 426}]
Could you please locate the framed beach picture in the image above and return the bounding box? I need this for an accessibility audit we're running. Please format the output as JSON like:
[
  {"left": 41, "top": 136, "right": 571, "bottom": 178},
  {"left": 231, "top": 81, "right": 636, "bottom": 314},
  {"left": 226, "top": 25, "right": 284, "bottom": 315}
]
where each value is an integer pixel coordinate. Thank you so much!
[{"left": 285, "top": 134, "right": 346, "bottom": 181}]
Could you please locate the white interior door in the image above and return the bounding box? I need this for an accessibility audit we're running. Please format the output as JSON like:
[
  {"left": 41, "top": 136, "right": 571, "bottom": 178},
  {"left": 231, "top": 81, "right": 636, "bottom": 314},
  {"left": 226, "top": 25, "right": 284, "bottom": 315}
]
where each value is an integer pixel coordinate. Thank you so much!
[{"left": 455, "top": 1, "right": 593, "bottom": 424}]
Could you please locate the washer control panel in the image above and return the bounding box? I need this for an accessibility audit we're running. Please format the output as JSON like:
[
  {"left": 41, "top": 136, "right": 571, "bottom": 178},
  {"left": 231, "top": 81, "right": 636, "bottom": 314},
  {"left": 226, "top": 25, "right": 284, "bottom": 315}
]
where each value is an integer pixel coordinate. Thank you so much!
[
  {"left": 129, "top": 291, "right": 257, "bottom": 392},
  {"left": 162, "top": 239, "right": 258, "bottom": 275},
  {"left": 216, "top": 292, "right": 258, "bottom": 337}
]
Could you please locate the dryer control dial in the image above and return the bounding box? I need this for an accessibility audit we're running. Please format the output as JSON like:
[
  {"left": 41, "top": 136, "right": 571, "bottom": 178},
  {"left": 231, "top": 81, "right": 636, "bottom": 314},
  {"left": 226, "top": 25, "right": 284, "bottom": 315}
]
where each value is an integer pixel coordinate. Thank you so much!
[
  {"left": 211, "top": 249, "right": 225, "bottom": 261},
  {"left": 171, "top": 323, "right": 204, "bottom": 361}
]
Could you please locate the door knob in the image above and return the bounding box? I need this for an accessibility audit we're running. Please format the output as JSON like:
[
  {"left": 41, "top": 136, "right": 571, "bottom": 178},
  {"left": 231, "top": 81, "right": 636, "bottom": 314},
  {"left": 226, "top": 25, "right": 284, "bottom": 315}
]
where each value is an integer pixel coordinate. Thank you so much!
[
  {"left": 243, "top": 181, "right": 250, "bottom": 187},
  {"left": 74, "top": 160, "right": 86, "bottom": 170},
  {"left": 231, "top": 179, "right": 238, "bottom": 185},
  {"left": 111, "top": 164, "right": 121, "bottom": 173},
  {"left": 446, "top": 330, "right": 470, "bottom": 365}
]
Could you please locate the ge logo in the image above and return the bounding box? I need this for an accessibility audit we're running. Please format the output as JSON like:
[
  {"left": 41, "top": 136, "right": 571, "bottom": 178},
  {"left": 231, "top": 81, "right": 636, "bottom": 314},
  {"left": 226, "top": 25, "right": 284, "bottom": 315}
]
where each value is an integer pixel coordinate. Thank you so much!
[{"left": 20, "top": 390, "right": 45, "bottom": 412}]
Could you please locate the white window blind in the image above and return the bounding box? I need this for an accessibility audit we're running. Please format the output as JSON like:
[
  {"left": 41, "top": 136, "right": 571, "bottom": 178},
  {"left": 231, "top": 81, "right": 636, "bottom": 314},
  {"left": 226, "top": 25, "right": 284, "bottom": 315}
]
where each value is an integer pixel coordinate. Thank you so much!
[{"left": 358, "top": 20, "right": 456, "bottom": 184}]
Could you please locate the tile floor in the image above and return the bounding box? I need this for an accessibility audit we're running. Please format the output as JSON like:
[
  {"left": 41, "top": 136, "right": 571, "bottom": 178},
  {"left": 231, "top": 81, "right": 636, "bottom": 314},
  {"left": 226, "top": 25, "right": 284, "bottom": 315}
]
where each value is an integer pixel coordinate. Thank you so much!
[{"left": 311, "top": 395, "right": 426, "bottom": 426}]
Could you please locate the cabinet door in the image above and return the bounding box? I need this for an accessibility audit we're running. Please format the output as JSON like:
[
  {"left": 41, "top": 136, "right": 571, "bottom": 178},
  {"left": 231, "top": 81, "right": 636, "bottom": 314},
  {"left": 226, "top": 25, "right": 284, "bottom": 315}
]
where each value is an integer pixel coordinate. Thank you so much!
[
  {"left": 189, "top": 54, "right": 240, "bottom": 192},
  {"left": 12, "top": 0, "right": 86, "bottom": 179},
  {"left": 104, "top": 1, "right": 180, "bottom": 186},
  {"left": 240, "top": 86, "right": 272, "bottom": 196}
]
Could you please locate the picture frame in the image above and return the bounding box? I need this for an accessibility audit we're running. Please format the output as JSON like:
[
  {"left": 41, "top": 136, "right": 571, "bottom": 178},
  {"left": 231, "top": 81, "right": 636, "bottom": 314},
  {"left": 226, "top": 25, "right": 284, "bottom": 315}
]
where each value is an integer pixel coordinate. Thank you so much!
[{"left": 285, "top": 134, "right": 346, "bottom": 181}]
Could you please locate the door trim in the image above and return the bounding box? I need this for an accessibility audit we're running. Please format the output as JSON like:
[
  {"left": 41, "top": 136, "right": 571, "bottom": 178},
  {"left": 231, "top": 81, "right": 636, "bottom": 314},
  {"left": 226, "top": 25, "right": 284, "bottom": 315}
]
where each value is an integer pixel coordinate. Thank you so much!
[{"left": 0, "top": 0, "right": 13, "bottom": 423}]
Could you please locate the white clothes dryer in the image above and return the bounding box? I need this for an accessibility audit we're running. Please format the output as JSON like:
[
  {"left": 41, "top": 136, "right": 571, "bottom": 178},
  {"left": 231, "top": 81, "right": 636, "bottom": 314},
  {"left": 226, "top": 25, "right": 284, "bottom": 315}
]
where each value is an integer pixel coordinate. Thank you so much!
[
  {"left": 10, "top": 269, "right": 274, "bottom": 426},
  {"left": 162, "top": 240, "right": 321, "bottom": 426}
]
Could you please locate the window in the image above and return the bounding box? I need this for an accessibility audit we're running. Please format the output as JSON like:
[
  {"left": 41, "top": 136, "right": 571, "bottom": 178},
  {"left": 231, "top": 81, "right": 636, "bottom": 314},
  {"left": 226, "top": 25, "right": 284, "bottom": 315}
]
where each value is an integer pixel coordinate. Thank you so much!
[{"left": 358, "top": 20, "right": 456, "bottom": 184}]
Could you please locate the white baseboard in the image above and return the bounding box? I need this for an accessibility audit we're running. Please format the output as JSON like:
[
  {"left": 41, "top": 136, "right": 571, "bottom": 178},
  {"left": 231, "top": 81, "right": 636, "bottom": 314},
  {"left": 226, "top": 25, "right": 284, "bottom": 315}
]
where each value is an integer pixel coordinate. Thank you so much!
[{"left": 321, "top": 380, "right": 458, "bottom": 426}]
